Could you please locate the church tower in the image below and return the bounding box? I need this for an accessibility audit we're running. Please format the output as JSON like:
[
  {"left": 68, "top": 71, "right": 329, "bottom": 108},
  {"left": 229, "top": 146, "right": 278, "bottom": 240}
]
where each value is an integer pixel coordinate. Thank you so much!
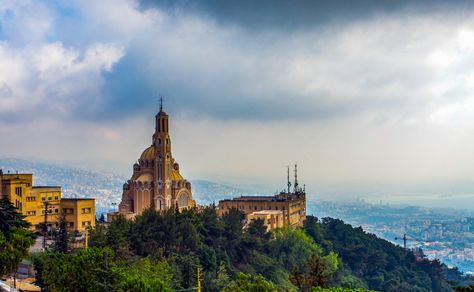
[
  {"left": 153, "top": 98, "right": 172, "bottom": 210},
  {"left": 113, "top": 99, "right": 195, "bottom": 218}
]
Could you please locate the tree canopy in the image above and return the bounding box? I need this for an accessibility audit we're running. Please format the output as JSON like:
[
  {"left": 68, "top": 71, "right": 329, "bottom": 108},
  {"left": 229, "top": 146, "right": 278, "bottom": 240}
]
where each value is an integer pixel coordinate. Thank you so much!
[{"left": 0, "top": 197, "right": 35, "bottom": 277}]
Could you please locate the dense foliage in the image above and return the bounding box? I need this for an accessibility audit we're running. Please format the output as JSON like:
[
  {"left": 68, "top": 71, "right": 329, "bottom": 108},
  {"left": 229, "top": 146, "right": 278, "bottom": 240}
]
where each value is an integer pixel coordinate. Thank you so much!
[
  {"left": 33, "top": 247, "right": 172, "bottom": 291},
  {"left": 304, "top": 216, "right": 461, "bottom": 292},
  {"left": 0, "top": 196, "right": 35, "bottom": 277},
  {"left": 33, "top": 206, "right": 465, "bottom": 291}
]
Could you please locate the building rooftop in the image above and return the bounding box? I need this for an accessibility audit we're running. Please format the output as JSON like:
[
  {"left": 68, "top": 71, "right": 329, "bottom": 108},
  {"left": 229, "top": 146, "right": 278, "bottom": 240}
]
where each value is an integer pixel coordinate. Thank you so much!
[
  {"left": 32, "top": 186, "right": 61, "bottom": 189},
  {"left": 219, "top": 192, "right": 305, "bottom": 203},
  {"left": 251, "top": 210, "right": 283, "bottom": 215},
  {"left": 61, "top": 198, "right": 95, "bottom": 201}
]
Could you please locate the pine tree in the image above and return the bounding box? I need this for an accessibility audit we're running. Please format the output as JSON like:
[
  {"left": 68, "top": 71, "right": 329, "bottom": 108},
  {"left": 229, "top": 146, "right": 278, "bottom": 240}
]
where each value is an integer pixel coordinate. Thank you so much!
[
  {"left": 0, "top": 196, "right": 30, "bottom": 231},
  {"left": 53, "top": 214, "right": 69, "bottom": 253},
  {"left": 0, "top": 197, "right": 35, "bottom": 276}
]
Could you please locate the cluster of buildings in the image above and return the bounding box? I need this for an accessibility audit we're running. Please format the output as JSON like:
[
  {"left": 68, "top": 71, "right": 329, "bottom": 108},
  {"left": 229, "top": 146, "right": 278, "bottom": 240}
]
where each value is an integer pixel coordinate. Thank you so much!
[
  {"left": 0, "top": 171, "right": 95, "bottom": 232},
  {"left": 109, "top": 101, "right": 307, "bottom": 230}
]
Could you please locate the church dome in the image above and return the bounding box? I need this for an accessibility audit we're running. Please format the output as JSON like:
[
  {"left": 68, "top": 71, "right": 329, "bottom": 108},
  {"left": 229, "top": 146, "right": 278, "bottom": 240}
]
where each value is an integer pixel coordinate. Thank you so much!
[{"left": 140, "top": 146, "right": 155, "bottom": 160}]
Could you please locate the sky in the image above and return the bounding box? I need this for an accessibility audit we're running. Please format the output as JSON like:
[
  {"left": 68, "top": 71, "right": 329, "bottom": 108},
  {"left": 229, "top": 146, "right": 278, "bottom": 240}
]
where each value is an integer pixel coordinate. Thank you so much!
[{"left": 2, "top": 0, "right": 474, "bottom": 206}]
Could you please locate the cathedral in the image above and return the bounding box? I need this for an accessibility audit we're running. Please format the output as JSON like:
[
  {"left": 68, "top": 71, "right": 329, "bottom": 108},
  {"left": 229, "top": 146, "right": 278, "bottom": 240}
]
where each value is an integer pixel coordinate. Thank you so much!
[{"left": 111, "top": 101, "right": 195, "bottom": 220}]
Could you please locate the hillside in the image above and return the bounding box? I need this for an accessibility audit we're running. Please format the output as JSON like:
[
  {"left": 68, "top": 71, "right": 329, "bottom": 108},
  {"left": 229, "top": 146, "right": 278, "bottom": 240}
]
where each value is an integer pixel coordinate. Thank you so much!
[{"left": 30, "top": 206, "right": 468, "bottom": 291}]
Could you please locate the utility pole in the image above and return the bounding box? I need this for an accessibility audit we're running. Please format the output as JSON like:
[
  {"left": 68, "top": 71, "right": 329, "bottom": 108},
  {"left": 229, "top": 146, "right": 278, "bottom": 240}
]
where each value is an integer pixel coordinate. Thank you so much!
[
  {"left": 85, "top": 227, "right": 89, "bottom": 251},
  {"left": 43, "top": 201, "right": 49, "bottom": 250},
  {"left": 197, "top": 266, "right": 202, "bottom": 292},
  {"left": 394, "top": 234, "right": 407, "bottom": 249}
]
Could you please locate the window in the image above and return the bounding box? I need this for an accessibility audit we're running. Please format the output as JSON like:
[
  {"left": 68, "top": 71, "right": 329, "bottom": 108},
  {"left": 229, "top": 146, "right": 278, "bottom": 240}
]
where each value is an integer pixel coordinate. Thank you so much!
[
  {"left": 54, "top": 209, "right": 59, "bottom": 213},
  {"left": 81, "top": 208, "right": 91, "bottom": 214},
  {"left": 68, "top": 222, "right": 74, "bottom": 227},
  {"left": 41, "top": 197, "right": 45, "bottom": 201},
  {"left": 15, "top": 187, "right": 22, "bottom": 196},
  {"left": 26, "top": 196, "right": 36, "bottom": 201},
  {"left": 48, "top": 197, "right": 52, "bottom": 201},
  {"left": 54, "top": 196, "right": 58, "bottom": 200},
  {"left": 42, "top": 210, "right": 45, "bottom": 215},
  {"left": 82, "top": 221, "right": 91, "bottom": 227},
  {"left": 26, "top": 211, "right": 36, "bottom": 216}
]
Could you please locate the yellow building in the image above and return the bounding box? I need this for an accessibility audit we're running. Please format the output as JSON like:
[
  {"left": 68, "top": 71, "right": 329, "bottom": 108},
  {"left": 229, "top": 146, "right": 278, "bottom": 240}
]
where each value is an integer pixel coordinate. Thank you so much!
[
  {"left": 109, "top": 100, "right": 195, "bottom": 220},
  {"left": 218, "top": 165, "right": 307, "bottom": 227},
  {"left": 247, "top": 210, "right": 284, "bottom": 231},
  {"left": 0, "top": 170, "right": 95, "bottom": 232},
  {"left": 60, "top": 198, "right": 95, "bottom": 232}
]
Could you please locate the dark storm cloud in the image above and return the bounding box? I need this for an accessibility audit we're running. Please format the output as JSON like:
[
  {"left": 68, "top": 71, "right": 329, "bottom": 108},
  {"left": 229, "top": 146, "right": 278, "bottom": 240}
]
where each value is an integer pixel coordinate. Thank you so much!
[
  {"left": 97, "top": 46, "right": 349, "bottom": 122},
  {"left": 77, "top": 0, "right": 474, "bottom": 123},
  {"left": 139, "top": 0, "right": 474, "bottom": 31}
]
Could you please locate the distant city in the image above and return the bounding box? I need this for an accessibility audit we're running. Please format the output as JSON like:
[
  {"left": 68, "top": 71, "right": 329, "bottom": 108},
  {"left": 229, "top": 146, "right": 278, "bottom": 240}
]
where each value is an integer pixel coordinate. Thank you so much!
[
  {"left": 1, "top": 158, "right": 473, "bottom": 274},
  {"left": 310, "top": 200, "right": 474, "bottom": 275}
]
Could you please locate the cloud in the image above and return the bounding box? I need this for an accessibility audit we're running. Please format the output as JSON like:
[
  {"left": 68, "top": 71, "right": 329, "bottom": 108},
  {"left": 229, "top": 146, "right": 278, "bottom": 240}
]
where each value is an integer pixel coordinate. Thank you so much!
[{"left": 0, "top": 1, "right": 125, "bottom": 123}]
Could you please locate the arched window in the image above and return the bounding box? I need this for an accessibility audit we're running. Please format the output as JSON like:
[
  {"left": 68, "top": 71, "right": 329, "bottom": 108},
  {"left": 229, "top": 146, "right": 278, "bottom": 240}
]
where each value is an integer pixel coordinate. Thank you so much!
[{"left": 178, "top": 193, "right": 188, "bottom": 208}]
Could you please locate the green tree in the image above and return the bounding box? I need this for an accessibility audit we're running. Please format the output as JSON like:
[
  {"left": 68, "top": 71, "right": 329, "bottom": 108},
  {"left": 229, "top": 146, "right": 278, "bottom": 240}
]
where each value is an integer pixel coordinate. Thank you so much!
[
  {"left": 291, "top": 252, "right": 339, "bottom": 290},
  {"left": 89, "top": 223, "right": 107, "bottom": 248},
  {"left": 0, "top": 197, "right": 35, "bottom": 276},
  {"left": 271, "top": 226, "right": 322, "bottom": 271},
  {"left": 222, "top": 272, "right": 278, "bottom": 292},
  {"left": 113, "top": 257, "right": 172, "bottom": 291},
  {"left": 222, "top": 208, "right": 244, "bottom": 261},
  {"left": 106, "top": 214, "right": 130, "bottom": 260},
  {"left": 52, "top": 214, "right": 69, "bottom": 253},
  {"left": 33, "top": 247, "right": 119, "bottom": 291}
]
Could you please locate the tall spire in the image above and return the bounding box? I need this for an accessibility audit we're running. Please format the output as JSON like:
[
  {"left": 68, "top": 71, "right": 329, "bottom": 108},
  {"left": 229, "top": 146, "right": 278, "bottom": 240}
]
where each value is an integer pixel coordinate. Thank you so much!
[{"left": 160, "top": 96, "right": 163, "bottom": 112}]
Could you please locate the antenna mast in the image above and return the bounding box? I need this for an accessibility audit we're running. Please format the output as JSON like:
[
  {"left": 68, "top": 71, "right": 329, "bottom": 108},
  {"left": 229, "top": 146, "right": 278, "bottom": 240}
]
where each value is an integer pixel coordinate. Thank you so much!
[
  {"left": 287, "top": 166, "right": 291, "bottom": 194},
  {"left": 294, "top": 163, "right": 298, "bottom": 193}
]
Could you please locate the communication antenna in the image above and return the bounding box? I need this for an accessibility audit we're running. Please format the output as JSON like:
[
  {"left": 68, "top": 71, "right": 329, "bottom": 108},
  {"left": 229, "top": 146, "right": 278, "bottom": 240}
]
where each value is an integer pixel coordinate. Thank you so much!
[
  {"left": 287, "top": 166, "right": 291, "bottom": 194},
  {"left": 294, "top": 163, "right": 299, "bottom": 192}
]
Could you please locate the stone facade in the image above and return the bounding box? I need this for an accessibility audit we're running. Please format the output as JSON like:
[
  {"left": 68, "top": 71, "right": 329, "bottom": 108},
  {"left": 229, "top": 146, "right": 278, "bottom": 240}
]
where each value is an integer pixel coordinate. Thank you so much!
[{"left": 114, "top": 103, "right": 195, "bottom": 218}]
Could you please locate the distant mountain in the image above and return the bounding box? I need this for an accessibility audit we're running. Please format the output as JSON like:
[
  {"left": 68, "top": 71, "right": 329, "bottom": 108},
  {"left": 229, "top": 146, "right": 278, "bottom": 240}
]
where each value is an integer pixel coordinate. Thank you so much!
[{"left": 0, "top": 158, "right": 258, "bottom": 212}]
